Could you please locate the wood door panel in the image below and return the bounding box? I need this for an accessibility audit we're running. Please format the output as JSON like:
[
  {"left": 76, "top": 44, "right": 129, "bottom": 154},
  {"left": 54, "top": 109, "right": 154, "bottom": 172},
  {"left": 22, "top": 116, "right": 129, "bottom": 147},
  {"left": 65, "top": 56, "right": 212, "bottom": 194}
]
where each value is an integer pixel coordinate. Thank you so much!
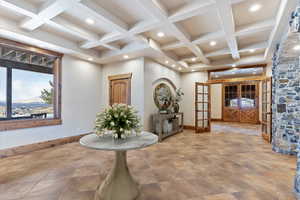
[
  {"left": 240, "top": 109, "right": 258, "bottom": 123},
  {"left": 223, "top": 108, "right": 240, "bottom": 122},
  {"left": 222, "top": 82, "right": 259, "bottom": 124},
  {"left": 109, "top": 73, "right": 131, "bottom": 105}
]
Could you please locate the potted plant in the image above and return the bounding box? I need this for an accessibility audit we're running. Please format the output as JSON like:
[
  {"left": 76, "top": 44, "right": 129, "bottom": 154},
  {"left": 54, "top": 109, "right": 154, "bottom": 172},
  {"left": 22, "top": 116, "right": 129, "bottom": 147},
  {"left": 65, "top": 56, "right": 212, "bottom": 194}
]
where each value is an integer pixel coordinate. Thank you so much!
[
  {"left": 94, "top": 104, "right": 142, "bottom": 139},
  {"left": 172, "top": 88, "right": 184, "bottom": 113}
]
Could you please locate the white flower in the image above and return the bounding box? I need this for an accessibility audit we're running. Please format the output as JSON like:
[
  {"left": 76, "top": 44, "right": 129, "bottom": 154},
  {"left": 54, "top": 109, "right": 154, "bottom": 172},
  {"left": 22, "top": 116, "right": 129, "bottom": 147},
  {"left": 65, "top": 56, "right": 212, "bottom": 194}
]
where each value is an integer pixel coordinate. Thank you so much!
[
  {"left": 114, "top": 114, "right": 118, "bottom": 118},
  {"left": 120, "top": 128, "right": 123, "bottom": 132},
  {"left": 110, "top": 121, "right": 115, "bottom": 126},
  {"left": 114, "top": 134, "right": 118, "bottom": 138}
]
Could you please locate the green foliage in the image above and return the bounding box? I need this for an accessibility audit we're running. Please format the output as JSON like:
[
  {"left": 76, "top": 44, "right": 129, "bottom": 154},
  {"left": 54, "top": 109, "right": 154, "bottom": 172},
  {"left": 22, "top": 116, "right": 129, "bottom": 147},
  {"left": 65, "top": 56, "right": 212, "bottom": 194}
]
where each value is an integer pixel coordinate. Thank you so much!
[
  {"left": 40, "top": 81, "right": 53, "bottom": 105},
  {"left": 94, "top": 104, "right": 142, "bottom": 139}
]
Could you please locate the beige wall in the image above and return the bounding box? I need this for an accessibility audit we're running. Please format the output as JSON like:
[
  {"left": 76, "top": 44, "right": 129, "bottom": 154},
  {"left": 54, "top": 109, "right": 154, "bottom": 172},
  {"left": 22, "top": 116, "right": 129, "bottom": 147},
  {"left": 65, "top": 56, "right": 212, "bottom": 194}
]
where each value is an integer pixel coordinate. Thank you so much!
[
  {"left": 211, "top": 84, "right": 222, "bottom": 119},
  {"left": 180, "top": 72, "right": 208, "bottom": 126},
  {"left": 0, "top": 55, "right": 103, "bottom": 149},
  {"left": 101, "top": 58, "right": 145, "bottom": 124},
  {"left": 144, "top": 59, "right": 181, "bottom": 131}
]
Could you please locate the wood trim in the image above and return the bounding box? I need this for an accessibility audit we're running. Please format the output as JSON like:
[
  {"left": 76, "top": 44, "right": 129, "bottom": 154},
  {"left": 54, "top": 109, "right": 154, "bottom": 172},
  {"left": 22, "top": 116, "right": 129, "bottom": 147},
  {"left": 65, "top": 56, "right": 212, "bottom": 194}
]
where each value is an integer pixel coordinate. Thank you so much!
[
  {"left": 108, "top": 73, "right": 132, "bottom": 80},
  {"left": 207, "top": 76, "right": 266, "bottom": 84},
  {"left": 183, "top": 125, "right": 195, "bottom": 130},
  {"left": 0, "top": 119, "right": 62, "bottom": 131},
  {"left": 207, "top": 64, "right": 267, "bottom": 73},
  {"left": 0, "top": 38, "right": 63, "bottom": 58},
  {"left": 211, "top": 118, "right": 223, "bottom": 121},
  {"left": 0, "top": 132, "right": 88, "bottom": 158}
]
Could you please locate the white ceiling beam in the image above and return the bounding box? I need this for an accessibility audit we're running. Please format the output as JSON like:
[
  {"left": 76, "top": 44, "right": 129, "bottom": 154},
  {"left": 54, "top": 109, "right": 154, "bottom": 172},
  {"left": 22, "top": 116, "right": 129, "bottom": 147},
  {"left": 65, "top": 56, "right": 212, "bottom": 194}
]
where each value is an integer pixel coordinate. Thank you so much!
[
  {"left": 205, "top": 48, "right": 231, "bottom": 57},
  {"left": 138, "top": 0, "right": 209, "bottom": 64},
  {"left": 21, "top": 0, "right": 81, "bottom": 31},
  {"left": 215, "top": 0, "right": 240, "bottom": 60},
  {"left": 161, "top": 41, "right": 185, "bottom": 50},
  {"left": 47, "top": 18, "right": 99, "bottom": 41},
  {"left": 168, "top": 1, "right": 215, "bottom": 22},
  {"left": 0, "top": 17, "right": 99, "bottom": 57},
  {"left": 78, "top": 0, "right": 128, "bottom": 33},
  {"left": 235, "top": 19, "right": 275, "bottom": 37},
  {"left": 264, "top": 0, "right": 297, "bottom": 60},
  {"left": 239, "top": 42, "right": 268, "bottom": 53},
  {"left": 0, "top": 0, "right": 36, "bottom": 18},
  {"left": 192, "top": 31, "right": 225, "bottom": 45}
]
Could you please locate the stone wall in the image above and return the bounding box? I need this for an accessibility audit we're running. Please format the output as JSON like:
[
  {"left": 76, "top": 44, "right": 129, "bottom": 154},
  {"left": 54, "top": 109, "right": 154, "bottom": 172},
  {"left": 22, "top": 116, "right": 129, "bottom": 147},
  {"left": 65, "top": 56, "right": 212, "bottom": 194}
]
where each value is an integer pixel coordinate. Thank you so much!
[{"left": 272, "top": 34, "right": 300, "bottom": 155}]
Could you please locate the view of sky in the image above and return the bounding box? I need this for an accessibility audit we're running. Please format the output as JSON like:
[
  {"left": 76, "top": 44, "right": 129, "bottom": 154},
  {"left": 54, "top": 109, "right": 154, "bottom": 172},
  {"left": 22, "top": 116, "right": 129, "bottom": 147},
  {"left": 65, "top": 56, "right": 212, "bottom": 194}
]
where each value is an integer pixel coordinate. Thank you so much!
[{"left": 0, "top": 67, "right": 53, "bottom": 102}]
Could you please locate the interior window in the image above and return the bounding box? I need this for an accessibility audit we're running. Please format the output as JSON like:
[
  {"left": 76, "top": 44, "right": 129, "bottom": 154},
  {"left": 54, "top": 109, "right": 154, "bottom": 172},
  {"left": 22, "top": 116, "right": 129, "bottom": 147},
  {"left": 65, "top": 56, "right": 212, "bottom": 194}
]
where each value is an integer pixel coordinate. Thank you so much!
[
  {"left": 225, "top": 85, "right": 238, "bottom": 107},
  {"left": 240, "top": 85, "right": 256, "bottom": 108}
]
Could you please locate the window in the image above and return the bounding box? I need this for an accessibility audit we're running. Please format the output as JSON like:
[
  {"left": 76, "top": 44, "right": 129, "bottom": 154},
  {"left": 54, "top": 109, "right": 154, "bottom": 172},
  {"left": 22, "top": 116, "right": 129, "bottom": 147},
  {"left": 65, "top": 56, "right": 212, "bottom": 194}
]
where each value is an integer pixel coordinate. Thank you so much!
[
  {"left": 0, "top": 67, "right": 6, "bottom": 118},
  {"left": 0, "top": 39, "right": 62, "bottom": 131},
  {"left": 11, "top": 69, "right": 54, "bottom": 119}
]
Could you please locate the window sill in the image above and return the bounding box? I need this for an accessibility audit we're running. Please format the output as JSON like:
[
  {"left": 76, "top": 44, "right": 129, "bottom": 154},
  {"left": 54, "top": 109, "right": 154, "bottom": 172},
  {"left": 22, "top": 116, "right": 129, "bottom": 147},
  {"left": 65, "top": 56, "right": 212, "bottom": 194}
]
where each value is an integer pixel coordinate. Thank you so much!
[{"left": 0, "top": 118, "right": 62, "bottom": 131}]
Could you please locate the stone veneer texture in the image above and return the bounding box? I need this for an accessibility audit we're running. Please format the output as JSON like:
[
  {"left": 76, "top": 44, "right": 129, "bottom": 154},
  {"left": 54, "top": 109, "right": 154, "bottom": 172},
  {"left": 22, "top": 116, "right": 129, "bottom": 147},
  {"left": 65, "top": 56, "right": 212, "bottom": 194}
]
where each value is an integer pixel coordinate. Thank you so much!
[{"left": 272, "top": 34, "right": 300, "bottom": 156}]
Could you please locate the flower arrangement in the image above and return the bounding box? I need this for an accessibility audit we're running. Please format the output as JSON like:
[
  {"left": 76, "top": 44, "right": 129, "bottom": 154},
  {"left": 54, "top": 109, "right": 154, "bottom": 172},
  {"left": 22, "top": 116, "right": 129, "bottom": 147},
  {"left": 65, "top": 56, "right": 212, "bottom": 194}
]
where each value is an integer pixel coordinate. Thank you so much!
[
  {"left": 94, "top": 104, "right": 142, "bottom": 139},
  {"left": 172, "top": 88, "right": 184, "bottom": 113},
  {"left": 173, "top": 88, "right": 184, "bottom": 103}
]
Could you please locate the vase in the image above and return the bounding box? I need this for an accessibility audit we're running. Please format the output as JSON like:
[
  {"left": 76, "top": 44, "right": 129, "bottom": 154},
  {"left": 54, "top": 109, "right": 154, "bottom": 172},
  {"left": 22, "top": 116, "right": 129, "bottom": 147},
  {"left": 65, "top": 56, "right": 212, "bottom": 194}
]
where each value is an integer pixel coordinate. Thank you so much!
[{"left": 173, "top": 102, "right": 179, "bottom": 113}]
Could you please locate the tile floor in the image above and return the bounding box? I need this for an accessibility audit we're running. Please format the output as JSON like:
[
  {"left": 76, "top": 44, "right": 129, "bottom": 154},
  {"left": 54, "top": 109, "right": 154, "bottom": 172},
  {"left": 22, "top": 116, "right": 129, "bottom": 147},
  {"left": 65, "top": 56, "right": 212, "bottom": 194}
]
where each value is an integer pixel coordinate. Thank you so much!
[{"left": 0, "top": 122, "right": 297, "bottom": 200}]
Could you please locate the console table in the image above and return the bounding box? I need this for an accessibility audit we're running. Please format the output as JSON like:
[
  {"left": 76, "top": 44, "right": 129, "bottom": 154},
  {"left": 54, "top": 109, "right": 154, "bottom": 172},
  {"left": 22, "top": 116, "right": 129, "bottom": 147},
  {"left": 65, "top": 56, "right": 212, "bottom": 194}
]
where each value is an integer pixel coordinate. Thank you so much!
[{"left": 152, "top": 112, "right": 184, "bottom": 142}]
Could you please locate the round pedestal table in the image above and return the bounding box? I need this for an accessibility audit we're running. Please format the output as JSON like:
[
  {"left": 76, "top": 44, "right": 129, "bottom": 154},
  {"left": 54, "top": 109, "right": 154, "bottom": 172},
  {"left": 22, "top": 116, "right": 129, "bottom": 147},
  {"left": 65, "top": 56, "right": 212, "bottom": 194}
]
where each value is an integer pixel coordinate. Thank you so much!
[{"left": 79, "top": 132, "right": 158, "bottom": 200}]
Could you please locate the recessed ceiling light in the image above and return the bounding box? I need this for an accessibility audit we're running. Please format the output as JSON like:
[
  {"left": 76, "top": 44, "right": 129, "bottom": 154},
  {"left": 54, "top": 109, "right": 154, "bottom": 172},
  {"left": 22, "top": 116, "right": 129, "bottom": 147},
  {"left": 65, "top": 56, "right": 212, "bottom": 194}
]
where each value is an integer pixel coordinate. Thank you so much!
[
  {"left": 191, "top": 69, "right": 195, "bottom": 72},
  {"left": 293, "top": 45, "right": 300, "bottom": 51},
  {"left": 178, "top": 67, "right": 182, "bottom": 70},
  {"left": 191, "top": 58, "right": 196, "bottom": 62},
  {"left": 249, "top": 4, "right": 262, "bottom": 12},
  {"left": 165, "top": 60, "right": 169, "bottom": 64},
  {"left": 88, "top": 57, "right": 93, "bottom": 61},
  {"left": 249, "top": 49, "right": 256, "bottom": 53},
  {"left": 85, "top": 18, "right": 95, "bottom": 25},
  {"left": 210, "top": 41, "right": 217, "bottom": 46},
  {"left": 123, "top": 55, "right": 129, "bottom": 59},
  {"left": 172, "top": 64, "right": 176, "bottom": 67},
  {"left": 232, "top": 64, "right": 236, "bottom": 67},
  {"left": 157, "top": 32, "right": 165, "bottom": 37}
]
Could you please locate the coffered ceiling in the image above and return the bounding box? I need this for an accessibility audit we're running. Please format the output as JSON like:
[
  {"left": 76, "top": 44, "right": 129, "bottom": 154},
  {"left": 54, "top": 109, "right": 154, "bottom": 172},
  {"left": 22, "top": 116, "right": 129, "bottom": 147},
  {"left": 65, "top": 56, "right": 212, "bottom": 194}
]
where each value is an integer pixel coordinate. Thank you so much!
[{"left": 0, "top": 0, "right": 297, "bottom": 72}]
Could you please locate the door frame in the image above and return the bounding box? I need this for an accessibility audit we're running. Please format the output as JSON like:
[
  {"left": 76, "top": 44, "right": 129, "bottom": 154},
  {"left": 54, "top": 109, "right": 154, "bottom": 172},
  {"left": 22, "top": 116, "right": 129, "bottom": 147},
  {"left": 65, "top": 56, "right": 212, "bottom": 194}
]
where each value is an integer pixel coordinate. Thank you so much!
[{"left": 108, "top": 73, "right": 132, "bottom": 105}]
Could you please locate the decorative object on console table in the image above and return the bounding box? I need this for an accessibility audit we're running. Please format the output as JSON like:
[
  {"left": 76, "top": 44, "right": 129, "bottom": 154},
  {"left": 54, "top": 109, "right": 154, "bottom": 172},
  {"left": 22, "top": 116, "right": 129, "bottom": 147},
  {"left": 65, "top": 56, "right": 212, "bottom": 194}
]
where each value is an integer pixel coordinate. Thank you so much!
[
  {"left": 153, "top": 83, "right": 172, "bottom": 113},
  {"left": 172, "top": 88, "right": 184, "bottom": 113},
  {"left": 94, "top": 104, "right": 142, "bottom": 140},
  {"left": 152, "top": 112, "right": 184, "bottom": 142}
]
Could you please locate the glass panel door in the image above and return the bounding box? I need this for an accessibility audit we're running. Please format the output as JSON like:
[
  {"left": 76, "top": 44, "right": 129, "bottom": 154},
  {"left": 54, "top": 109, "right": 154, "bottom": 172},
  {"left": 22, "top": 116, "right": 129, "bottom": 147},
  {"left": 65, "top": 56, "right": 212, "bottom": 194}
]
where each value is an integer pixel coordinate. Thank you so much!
[
  {"left": 261, "top": 78, "right": 272, "bottom": 142},
  {"left": 223, "top": 84, "right": 240, "bottom": 122},
  {"left": 195, "top": 82, "right": 211, "bottom": 133}
]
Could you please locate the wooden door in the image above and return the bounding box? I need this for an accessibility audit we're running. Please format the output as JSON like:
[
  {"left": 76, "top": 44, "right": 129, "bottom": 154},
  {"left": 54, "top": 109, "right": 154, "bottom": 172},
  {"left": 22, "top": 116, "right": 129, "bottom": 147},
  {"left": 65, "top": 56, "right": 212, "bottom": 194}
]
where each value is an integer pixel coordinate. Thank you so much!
[
  {"left": 109, "top": 73, "right": 132, "bottom": 105},
  {"left": 240, "top": 82, "right": 259, "bottom": 123},
  {"left": 261, "top": 78, "right": 272, "bottom": 142},
  {"left": 223, "top": 84, "right": 240, "bottom": 122},
  {"left": 195, "top": 83, "right": 211, "bottom": 133}
]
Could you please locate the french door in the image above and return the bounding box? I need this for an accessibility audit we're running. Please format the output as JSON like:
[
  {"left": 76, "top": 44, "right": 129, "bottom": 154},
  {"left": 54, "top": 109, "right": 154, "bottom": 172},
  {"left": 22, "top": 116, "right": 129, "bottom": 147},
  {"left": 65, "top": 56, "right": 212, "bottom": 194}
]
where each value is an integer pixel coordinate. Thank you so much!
[
  {"left": 261, "top": 78, "right": 272, "bottom": 143},
  {"left": 195, "top": 83, "right": 211, "bottom": 133},
  {"left": 223, "top": 82, "right": 259, "bottom": 124}
]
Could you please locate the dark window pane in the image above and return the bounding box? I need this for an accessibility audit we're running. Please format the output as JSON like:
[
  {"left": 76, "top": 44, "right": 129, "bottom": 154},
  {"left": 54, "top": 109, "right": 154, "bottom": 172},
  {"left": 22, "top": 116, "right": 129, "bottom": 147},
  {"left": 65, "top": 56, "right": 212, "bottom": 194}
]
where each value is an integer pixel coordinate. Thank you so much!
[
  {"left": 0, "top": 67, "right": 6, "bottom": 118},
  {"left": 12, "top": 69, "right": 54, "bottom": 119}
]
